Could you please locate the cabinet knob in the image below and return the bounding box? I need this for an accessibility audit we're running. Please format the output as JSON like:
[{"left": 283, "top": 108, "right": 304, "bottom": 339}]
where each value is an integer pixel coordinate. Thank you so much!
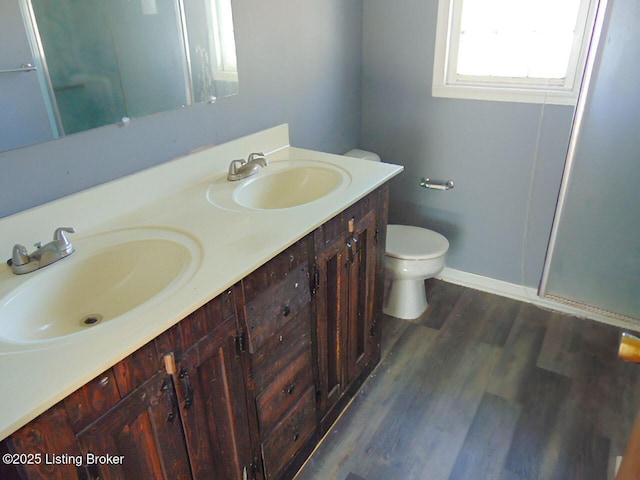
[
  {"left": 293, "top": 432, "right": 300, "bottom": 442},
  {"left": 285, "top": 383, "right": 296, "bottom": 395},
  {"left": 283, "top": 302, "right": 291, "bottom": 317}
]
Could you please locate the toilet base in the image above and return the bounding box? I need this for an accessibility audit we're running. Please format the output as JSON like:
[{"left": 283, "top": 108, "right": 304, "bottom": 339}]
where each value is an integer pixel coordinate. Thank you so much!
[{"left": 383, "top": 278, "right": 428, "bottom": 320}]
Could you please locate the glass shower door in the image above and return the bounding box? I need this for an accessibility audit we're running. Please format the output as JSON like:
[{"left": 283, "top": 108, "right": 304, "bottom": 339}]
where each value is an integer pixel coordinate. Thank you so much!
[
  {"left": 541, "top": 0, "right": 640, "bottom": 322},
  {"left": 0, "top": 0, "right": 57, "bottom": 150}
]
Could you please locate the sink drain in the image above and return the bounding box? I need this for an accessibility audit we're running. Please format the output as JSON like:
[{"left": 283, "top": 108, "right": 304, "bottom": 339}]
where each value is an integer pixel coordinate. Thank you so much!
[{"left": 82, "top": 314, "right": 103, "bottom": 326}]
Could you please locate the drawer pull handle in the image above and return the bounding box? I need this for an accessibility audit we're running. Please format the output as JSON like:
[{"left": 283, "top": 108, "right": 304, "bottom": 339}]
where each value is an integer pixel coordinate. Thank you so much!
[
  {"left": 293, "top": 432, "right": 300, "bottom": 442},
  {"left": 283, "top": 303, "right": 291, "bottom": 317},
  {"left": 285, "top": 383, "right": 296, "bottom": 395}
]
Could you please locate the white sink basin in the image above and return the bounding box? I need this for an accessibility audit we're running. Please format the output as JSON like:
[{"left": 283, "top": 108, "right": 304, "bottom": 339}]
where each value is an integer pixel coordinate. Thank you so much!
[
  {"left": 0, "top": 228, "right": 201, "bottom": 344},
  {"left": 207, "top": 160, "right": 351, "bottom": 211}
]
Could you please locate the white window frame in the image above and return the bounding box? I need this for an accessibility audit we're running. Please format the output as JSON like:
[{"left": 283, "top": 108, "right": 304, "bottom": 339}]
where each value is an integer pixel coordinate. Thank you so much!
[
  {"left": 208, "top": 0, "right": 238, "bottom": 83},
  {"left": 432, "top": 0, "right": 601, "bottom": 105}
]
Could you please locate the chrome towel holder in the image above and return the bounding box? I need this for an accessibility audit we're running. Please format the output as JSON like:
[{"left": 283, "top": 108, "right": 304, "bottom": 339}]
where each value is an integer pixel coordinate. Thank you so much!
[
  {"left": 421, "top": 177, "right": 454, "bottom": 190},
  {"left": 0, "top": 63, "right": 37, "bottom": 74}
]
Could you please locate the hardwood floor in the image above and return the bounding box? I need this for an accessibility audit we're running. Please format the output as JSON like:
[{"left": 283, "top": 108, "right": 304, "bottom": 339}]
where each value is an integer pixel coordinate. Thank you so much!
[{"left": 295, "top": 280, "right": 640, "bottom": 480}]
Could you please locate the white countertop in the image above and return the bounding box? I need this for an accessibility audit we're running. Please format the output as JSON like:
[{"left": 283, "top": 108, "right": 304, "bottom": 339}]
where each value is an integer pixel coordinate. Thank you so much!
[{"left": 0, "top": 125, "right": 403, "bottom": 439}]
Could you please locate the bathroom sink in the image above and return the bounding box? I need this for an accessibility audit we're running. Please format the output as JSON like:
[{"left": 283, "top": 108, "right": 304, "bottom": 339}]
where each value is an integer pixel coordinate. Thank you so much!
[
  {"left": 207, "top": 160, "right": 351, "bottom": 211},
  {"left": 234, "top": 163, "right": 347, "bottom": 209},
  {"left": 0, "top": 228, "right": 201, "bottom": 344}
]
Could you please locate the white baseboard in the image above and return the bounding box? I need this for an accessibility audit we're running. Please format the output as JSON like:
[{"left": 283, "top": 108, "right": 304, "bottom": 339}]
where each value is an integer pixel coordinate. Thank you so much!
[{"left": 438, "top": 267, "right": 640, "bottom": 331}]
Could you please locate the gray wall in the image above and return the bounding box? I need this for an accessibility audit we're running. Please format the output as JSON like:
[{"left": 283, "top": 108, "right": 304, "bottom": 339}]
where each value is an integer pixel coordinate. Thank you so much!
[
  {"left": 361, "top": 0, "right": 575, "bottom": 287},
  {"left": 0, "top": 0, "right": 363, "bottom": 218}
]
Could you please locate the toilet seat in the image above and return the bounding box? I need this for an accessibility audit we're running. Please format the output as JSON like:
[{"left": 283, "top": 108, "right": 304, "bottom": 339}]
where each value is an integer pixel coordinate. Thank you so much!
[{"left": 386, "top": 225, "right": 449, "bottom": 260}]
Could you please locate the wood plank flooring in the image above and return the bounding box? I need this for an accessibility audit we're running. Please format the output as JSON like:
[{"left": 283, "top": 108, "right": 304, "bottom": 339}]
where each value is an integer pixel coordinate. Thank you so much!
[{"left": 295, "top": 280, "right": 640, "bottom": 480}]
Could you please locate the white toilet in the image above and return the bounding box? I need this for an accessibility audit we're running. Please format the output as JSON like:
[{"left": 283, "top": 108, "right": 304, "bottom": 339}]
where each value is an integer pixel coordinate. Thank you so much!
[
  {"left": 345, "top": 149, "right": 450, "bottom": 320},
  {"left": 384, "top": 225, "right": 449, "bottom": 319}
]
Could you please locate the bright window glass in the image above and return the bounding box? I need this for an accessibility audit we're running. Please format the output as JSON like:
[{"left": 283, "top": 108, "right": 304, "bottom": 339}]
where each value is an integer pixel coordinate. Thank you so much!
[{"left": 433, "top": 0, "right": 600, "bottom": 104}]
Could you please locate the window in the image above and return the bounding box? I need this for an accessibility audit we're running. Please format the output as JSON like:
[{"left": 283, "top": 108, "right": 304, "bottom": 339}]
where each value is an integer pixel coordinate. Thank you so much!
[
  {"left": 432, "top": 0, "right": 601, "bottom": 105},
  {"left": 208, "top": 0, "right": 238, "bottom": 78}
]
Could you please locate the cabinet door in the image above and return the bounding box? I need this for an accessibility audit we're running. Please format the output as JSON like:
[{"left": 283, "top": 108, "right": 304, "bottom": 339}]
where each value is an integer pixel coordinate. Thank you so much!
[
  {"left": 314, "top": 231, "right": 349, "bottom": 422},
  {"left": 170, "top": 315, "right": 258, "bottom": 480},
  {"left": 76, "top": 372, "right": 191, "bottom": 480},
  {"left": 314, "top": 187, "right": 387, "bottom": 431},
  {"left": 345, "top": 208, "right": 378, "bottom": 386}
]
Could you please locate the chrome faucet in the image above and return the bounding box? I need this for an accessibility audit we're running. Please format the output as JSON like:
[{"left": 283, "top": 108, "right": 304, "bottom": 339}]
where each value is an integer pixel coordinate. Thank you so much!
[
  {"left": 227, "top": 152, "right": 269, "bottom": 181},
  {"left": 7, "top": 227, "right": 76, "bottom": 275}
]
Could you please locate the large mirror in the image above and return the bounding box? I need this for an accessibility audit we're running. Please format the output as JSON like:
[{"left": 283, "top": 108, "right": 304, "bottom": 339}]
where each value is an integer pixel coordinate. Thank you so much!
[{"left": 0, "top": 0, "right": 238, "bottom": 152}]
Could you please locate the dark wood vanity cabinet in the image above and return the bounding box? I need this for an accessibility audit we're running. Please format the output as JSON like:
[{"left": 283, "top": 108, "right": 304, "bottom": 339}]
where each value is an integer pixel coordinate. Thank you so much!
[{"left": 1, "top": 185, "right": 389, "bottom": 480}]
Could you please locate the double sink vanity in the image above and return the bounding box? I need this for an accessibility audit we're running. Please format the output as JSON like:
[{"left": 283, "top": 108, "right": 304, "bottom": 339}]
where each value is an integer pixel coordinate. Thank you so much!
[{"left": 0, "top": 125, "right": 402, "bottom": 479}]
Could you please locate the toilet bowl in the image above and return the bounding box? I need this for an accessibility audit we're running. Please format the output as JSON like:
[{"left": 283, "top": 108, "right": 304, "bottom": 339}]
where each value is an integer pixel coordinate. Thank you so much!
[
  {"left": 384, "top": 225, "right": 449, "bottom": 319},
  {"left": 344, "top": 149, "right": 450, "bottom": 320}
]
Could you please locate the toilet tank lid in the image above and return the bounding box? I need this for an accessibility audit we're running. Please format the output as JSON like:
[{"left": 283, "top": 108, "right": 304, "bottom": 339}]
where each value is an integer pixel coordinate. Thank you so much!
[
  {"left": 344, "top": 149, "right": 381, "bottom": 162},
  {"left": 386, "top": 225, "right": 449, "bottom": 260}
]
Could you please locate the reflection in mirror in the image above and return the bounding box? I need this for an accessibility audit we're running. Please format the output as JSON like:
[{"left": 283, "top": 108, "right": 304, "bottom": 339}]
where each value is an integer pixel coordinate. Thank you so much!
[{"left": 2, "top": 0, "right": 238, "bottom": 150}]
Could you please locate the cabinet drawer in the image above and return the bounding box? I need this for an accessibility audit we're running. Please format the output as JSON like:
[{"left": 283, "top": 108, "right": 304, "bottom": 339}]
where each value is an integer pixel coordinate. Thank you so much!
[
  {"left": 261, "top": 386, "right": 316, "bottom": 479},
  {"left": 245, "top": 264, "right": 311, "bottom": 353},
  {"left": 256, "top": 347, "right": 314, "bottom": 435},
  {"left": 251, "top": 305, "right": 312, "bottom": 391},
  {"left": 243, "top": 239, "right": 309, "bottom": 303}
]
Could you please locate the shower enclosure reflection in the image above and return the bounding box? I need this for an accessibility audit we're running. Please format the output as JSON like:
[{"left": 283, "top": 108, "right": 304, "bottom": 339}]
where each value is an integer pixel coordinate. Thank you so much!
[{"left": 18, "top": 0, "right": 238, "bottom": 140}]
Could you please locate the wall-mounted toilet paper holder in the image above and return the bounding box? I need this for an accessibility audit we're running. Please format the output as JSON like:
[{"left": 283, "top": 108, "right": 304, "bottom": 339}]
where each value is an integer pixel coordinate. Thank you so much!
[{"left": 420, "top": 177, "right": 454, "bottom": 190}]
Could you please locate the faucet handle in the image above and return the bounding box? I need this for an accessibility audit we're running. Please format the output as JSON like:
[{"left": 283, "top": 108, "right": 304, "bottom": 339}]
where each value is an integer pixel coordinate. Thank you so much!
[
  {"left": 248, "top": 152, "right": 268, "bottom": 164},
  {"left": 53, "top": 227, "right": 76, "bottom": 253},
  {"left": 10, "top": 244, "right": 29, "bottom": 266},
  {"left": 228, "top": 159, "right": 246, "bottom": 176}
]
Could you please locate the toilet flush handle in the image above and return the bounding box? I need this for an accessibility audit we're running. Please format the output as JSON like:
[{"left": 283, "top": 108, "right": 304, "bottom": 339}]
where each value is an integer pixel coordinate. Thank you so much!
[{"left": 421, "top": 178, "right": 454, "bottom": 190}]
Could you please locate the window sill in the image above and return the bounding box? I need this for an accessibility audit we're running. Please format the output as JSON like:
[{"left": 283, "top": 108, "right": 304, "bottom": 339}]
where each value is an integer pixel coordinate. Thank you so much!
[{"left": 432, "top": 84, "right": 578, "bottom": 106}]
